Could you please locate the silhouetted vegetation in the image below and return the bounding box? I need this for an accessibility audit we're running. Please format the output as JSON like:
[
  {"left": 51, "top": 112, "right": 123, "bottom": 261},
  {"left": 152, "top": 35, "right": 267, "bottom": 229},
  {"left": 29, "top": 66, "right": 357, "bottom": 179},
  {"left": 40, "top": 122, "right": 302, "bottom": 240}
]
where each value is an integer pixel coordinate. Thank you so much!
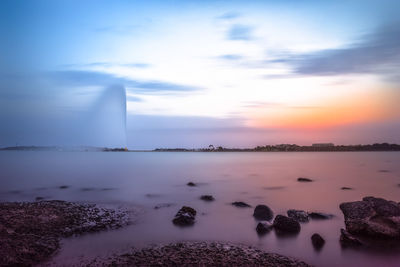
[{"left": 154, "top": 143, "right": 400, "bottom": 152}]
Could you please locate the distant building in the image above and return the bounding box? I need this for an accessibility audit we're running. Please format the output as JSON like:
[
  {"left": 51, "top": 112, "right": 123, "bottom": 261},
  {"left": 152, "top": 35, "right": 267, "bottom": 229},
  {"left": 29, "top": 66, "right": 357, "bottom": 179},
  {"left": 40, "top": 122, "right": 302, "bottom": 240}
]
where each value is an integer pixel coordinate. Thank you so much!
[{"left": 312, "top": 143, "right": 334, "bottom": 147}]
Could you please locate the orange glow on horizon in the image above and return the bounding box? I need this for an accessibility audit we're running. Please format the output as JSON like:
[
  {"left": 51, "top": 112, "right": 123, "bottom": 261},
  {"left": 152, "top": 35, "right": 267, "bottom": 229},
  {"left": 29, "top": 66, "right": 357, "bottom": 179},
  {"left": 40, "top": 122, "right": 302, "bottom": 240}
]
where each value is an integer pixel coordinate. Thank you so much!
[{"left": 245, "top": 88, "right": 396, "bottom": 129}]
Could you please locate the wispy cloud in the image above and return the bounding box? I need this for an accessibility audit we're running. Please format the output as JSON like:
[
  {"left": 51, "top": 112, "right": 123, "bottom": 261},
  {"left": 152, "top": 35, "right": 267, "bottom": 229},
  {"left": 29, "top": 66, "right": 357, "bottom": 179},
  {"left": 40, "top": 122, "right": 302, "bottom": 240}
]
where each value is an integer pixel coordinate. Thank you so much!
[
  {"left": 49, "top": 70, "right": 201, "bottom": 94},
  {"left": 218, "top": 54, "right": 243, "bottom": 61},
  {"left": 127, "top": 95, "right": 143, "bottom": 102},
  {"left": 217, "top": 12, "right": 241, "bottom": 20},
  {"left": 227, "top": 24, "right": 254, "bottom": 41},
  {"left": 274, "top": 23, "right": 400, "bottom": 79},
  {"left": 62, "top": 62, "right": 151, "bottom": 68}
]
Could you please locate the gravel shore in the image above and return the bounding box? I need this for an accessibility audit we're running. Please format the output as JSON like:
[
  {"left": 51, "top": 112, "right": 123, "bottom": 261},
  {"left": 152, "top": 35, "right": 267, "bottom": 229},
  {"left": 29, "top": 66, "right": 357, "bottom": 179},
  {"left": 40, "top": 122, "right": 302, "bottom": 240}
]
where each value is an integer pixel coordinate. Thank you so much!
[
  {"left": 0, "top": 200, "right": 131, "bottom": 266},
  {"left": 90, "top": 241, "right": 311, "bottom": 266}
]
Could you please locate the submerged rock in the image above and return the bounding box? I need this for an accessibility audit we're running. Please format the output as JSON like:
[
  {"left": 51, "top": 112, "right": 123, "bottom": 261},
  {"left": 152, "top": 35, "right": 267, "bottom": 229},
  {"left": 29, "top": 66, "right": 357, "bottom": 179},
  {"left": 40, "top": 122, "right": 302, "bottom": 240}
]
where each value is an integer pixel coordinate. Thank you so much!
[
  {"left": 200, "top": 195, "right": 215, "bottom": 201},
  {"left": 154, "top": 203, "right": 175, "bottom": 210},
  {"left": 339, "top": 196, "right": 400, "bottom": 240},
  {"left": 341, "top": 187, "right": 353, "bottom": 190},
  {"left": 253, "top": 205, "right": 273, "bottom": 221},
  {"left": 297, "top": 177, "right": 313, "bottom": 182},
  {"left": 308, "top": 212, "right": 334, "bottom": 220},
  {"left": 231, "top": 201, "right": 251, "bottom": 208},
  {"left": 311, "top": 233, "right": 325, "bottom": 250},
  {"left": 287, "top": 209, "right": 309, "bottom": 222},
  {"left": 256, "top": 222, "right": 273, "bottom": 235},
  {"left": 273, "top": 215, "right": 301, "bottom": 234},
  {"left": 172, "top": 206, "right": 197, "bottom": 226},
  {"left": 187, "top": 182, "right": 196, "bottom": 187},
  {"left": 59, "top": 185, "right": 69, "bottom": 189}
]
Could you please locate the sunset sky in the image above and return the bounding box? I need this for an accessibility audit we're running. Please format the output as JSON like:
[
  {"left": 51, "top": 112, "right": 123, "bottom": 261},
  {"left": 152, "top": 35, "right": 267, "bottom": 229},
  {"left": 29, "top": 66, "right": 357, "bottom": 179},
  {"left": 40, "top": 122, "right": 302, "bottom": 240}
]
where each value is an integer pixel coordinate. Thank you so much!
[{"left": 1, "top": 0, "right": 400, "bottom": 149}]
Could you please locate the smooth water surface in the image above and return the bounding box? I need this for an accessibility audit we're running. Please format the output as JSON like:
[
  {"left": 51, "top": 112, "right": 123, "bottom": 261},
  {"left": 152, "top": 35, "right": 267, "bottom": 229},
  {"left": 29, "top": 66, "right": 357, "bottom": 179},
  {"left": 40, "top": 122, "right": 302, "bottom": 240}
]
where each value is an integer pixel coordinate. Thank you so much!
[{"left": 1, "top": 151, "right": 400, "bottom": 266}]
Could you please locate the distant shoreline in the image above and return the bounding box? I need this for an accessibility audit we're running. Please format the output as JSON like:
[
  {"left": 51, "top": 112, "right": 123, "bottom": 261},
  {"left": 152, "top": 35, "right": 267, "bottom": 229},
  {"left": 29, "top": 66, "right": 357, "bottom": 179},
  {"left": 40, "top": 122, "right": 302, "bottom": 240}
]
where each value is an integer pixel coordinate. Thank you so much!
[{"left": 1, "top": 143, "right": 400, "bottom": 152}]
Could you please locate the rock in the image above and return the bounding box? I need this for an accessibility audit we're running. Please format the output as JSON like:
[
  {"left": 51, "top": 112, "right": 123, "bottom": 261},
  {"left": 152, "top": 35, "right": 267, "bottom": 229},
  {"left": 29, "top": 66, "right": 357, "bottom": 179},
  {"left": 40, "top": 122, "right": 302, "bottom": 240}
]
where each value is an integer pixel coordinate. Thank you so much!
[
  {"left": 256, "top": 222, "right": 273, "bottom": 235},
  {"left": 263, "top": 186, "right": 285, "bottom": 190},
  {"left": 287, "top": 209, "right": 309, "bottom": 222},
  {"left": 187, "top": 182, "right": 196, "bottom": 187},
  {"left": 154, "top": 203, "right": 175, "bottom": 209},
  {"left": 340, "top": 229, "right": 363, "bottom": 247},
  {"left": 81, "top": 187, "right": 95, "bottom": 191},
  {"left": 200, "top": 195, "right": 215, "bottom": 201},
  {"left": 363, "top": 196, "right": 400, "bottom": 217},
  {"left": 297, "top": 177, "right": 313, "bottom": 182},
  {"left": 311, "top": 233, "right": 325, "bottom": 250},
  {"left": 172, "top": 206, "right": 197, "bottom": 226},
  {"left": 145, "top": 193, "right": 162, "bottom": 198},
  {"left": 341, "top": 187, "right": 353, "bottom": 190},
  {"left": 273, "top": 215, "right": 301, "bottom": 234},
  {"left": 308, "top": 212, "right": 334, "bottom": 220},
  {"left": 231, "top": 201, "right": 251, "bottom": 208},
  {"left": 253, "top": 205, "right": 273, "bottom": 221},
  {"left": 339, "top": 196, "right": 400, "bottom": 239},
  {"left": 93, "top": 241, "right": 312, "bottom": 266},
  {"left": 59, "top": 185, "right": 69, "bottom": 189},
  {"left": 0, "top": 201, "right": 131, "bottom": 266}
]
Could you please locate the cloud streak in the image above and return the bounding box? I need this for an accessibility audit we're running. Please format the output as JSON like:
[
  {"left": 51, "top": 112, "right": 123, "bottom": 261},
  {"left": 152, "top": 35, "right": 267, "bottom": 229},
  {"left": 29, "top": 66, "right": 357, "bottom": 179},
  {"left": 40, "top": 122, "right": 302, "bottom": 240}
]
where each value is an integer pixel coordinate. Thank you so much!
[
  {"left": 50, "top": 70, "right": 201, "bottom": 94},
  {"left": 277, "top": 23, "right": 400, "bottom": 79},
  {"left": 227, "top": 24, "right": 254, "bottom": 41}
]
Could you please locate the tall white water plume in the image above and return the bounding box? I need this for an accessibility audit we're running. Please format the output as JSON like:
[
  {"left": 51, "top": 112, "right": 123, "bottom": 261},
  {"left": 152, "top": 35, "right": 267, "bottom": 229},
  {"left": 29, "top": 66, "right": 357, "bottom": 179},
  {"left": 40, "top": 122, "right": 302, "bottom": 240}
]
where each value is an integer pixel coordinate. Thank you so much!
[{"left": 85, "top": 85, "right": 127, "bottom": 148}]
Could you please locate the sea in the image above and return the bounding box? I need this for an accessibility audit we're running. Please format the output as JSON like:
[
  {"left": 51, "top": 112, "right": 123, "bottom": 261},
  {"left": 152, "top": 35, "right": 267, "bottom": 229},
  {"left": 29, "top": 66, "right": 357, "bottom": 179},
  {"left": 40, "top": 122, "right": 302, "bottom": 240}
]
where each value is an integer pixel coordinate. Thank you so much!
[{"left": 1, "top": 151, "right": 399, "bottom": 266}]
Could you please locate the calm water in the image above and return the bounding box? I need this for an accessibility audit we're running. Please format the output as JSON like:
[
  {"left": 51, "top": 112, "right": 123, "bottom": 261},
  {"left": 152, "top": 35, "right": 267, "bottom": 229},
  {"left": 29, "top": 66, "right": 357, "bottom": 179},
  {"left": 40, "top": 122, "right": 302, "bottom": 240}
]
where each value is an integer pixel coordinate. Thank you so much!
[{"left": 1, "top": 151, "right": 400, "bottom": 266}]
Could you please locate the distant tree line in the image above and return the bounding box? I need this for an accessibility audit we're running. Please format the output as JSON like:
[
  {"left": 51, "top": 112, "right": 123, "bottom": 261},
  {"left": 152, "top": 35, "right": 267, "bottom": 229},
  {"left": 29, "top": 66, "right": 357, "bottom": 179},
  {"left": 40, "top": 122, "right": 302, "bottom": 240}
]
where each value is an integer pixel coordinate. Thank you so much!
[{"left": 154, "top": 143, "right": 400, "bottom": 152}]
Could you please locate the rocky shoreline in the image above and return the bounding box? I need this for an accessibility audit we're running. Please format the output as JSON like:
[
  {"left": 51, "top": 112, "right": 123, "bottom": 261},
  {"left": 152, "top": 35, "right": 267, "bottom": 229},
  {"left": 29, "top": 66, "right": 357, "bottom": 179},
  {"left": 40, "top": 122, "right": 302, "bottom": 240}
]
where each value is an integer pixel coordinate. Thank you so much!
[
  {"left": 2, "top": 192, "right": 400, "bottom": 266},
  {"left": 0, "top": 200, "right": 131, "bottom": 266},
  {"left": 88, "top": 242, "right": 311, "bottom": 266}
]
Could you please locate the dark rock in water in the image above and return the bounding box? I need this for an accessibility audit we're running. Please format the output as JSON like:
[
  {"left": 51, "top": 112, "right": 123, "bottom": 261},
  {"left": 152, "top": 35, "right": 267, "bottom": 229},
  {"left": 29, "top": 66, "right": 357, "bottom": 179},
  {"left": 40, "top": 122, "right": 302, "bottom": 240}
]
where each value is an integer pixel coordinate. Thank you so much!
[
  {"left": 200, "top": 195, "right": 215, "bottom": 201},
  {"left": 340, "top": 196, "right": 400, "bottom": 240},
  {"left": 187, "top": 182, "right": 196, "bottom": 187},
  {"left": 362, "top": 196, "right": 400, "bottom": 217},
  {"left": 232, "top": 201, "right": 251, "bottom": 208},
  {"left": 81, "top": 187, "right": 95, "bottom": 191},
  {"left": 340, "top": 229, "right": 363, "bottom": 247},
  {"left": 101, "top": 188, "right": 116, "bottom": 191},
  {"left": 59, "top": 185, "right": 69, "bottom": 189},
  {"left": 311, "top": 233, "right": 325, "bottom": 250},
  {"left": 378, "top": 169, "right": 390, "bottom": 173},
  {"left": 287, "top": 209, "right": 309, "bottom": 222},
  {"left": 308, "top": 212, "right": 334, "bottom": 220},
  {"left": 256, "top": 221, "right": 273, "bottom": 235},
  {"left": 172, "top": 206, "right": 197, "bottom": 226},
  {"left": 273, "top": 215, "right": 301, "bottom": 234},
  {"left": 297, "top": 177, "right": 313, "bottom": 182},
  {"left": 154, "top": 203, "right": 175, "bottom": 210},
  {"left": 341, "top": 187, "right": 353, "bottom": 190},
  {"left": 253, "top": 205, "right": 273, "bottom": 221},
  {"left": 145, "top": 193, "right": 162, "bottom": 198},
  {"left": 263, "top": 186, "right": 285, "bottom": 190}
]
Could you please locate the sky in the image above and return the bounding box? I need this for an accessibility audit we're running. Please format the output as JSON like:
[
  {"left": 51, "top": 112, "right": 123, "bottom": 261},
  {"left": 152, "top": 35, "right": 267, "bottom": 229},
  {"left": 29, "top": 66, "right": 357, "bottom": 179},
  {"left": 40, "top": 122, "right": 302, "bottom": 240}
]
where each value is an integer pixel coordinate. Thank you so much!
[{"left": 1, "top": 0, "right": 400, "bottom": 149}]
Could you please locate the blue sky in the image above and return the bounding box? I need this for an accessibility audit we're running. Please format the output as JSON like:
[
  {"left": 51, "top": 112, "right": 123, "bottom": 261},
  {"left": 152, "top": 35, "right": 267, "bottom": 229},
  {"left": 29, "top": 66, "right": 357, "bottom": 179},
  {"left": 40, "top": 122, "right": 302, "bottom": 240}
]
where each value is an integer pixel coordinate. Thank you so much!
[{"left": 1, "top": 0, "right": 400, "bottom": 148}]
